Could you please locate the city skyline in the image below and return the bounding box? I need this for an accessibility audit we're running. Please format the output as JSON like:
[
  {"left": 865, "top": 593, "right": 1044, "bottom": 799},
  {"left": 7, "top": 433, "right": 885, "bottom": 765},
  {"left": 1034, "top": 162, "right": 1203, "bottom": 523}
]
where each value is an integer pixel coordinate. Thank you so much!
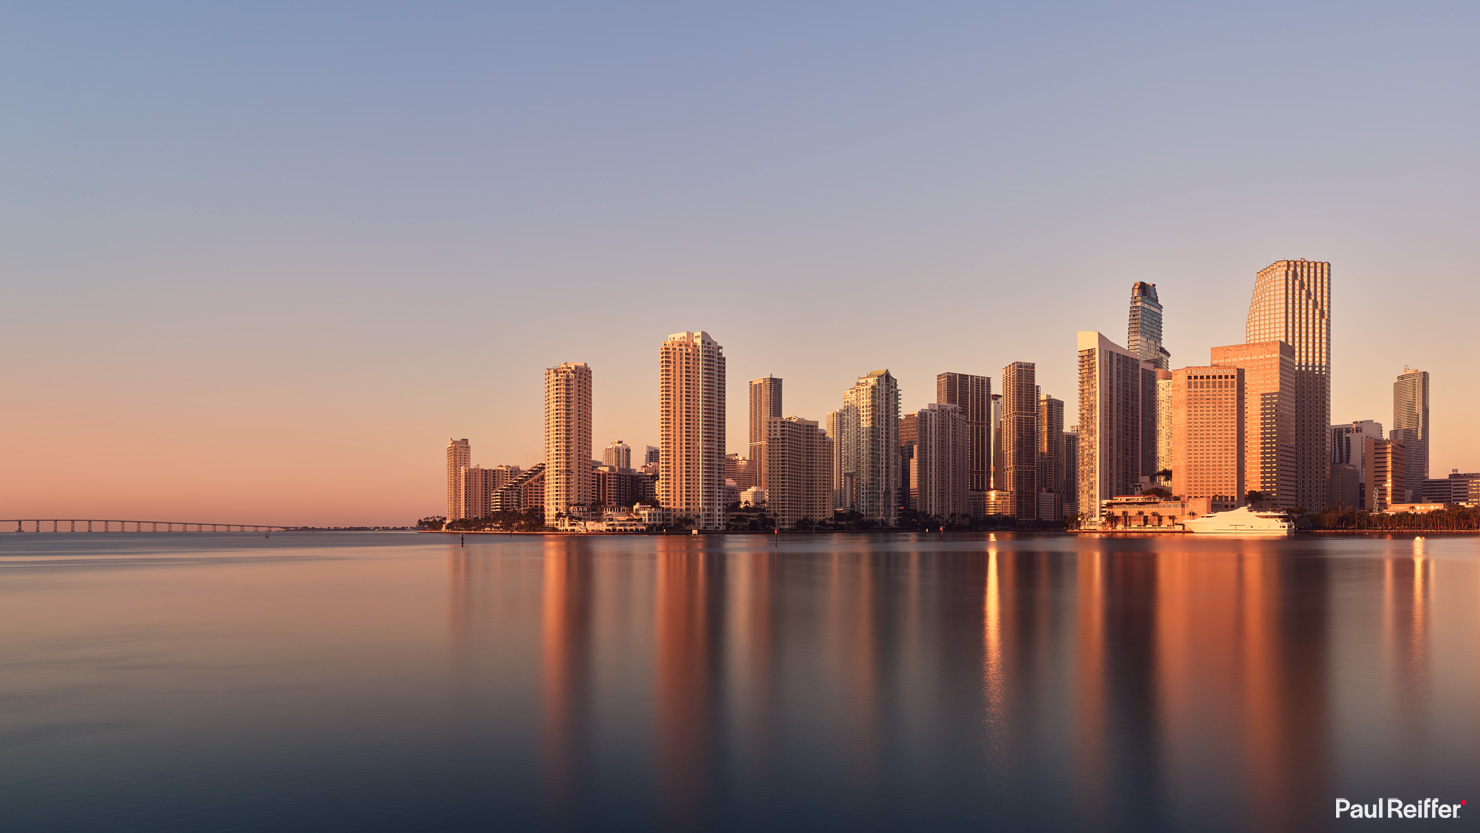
[{"left": 6, "top": 4, "right": 1479, "bottom": 526}]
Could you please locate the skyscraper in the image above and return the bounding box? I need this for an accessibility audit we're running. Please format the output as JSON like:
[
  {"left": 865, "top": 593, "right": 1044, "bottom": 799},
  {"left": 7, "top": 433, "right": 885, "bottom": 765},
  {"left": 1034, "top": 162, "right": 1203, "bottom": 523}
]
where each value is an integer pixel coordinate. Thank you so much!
[
  {"left": 898, "top": 412, "right": 918, "bottom": 511},
  {"left": 826, "top": 406, "right": 852, "bottom": 510},
  {"left": 936, "top": 372, "right": 991, "bottom": 517},
  {"left": 544, "top": 362, "right": 593, "bottom": 521},
  {"left": 658, "top": 332, "right": 726, "bottom": 530},
  {"left": 1330, "top": 420, "right": 1384, "bottom": 508},
  {"left": 1063, "top": 429, "right": 1080, "bottom": 520},
  {"left": 1128, "top": 282, "right": 1171, "bottom": 370},
  {"left": 1392, "top": 368, "right": 1430, "bottom": 501},
  {"left": 446, "top": 438, "right": 470, "bottom": 521},
  {"left": 1246, "top": 259, "right": 1330, "bottom": 511},
  {"left": 839, "top": 370, "right": 901, "bottom": 525},
  {"left": 1169, "top": 366, "right": 1245, "bottom": 500},
  {"left": 1364, "top": 438, "right": 1406, "bottom": 511},
  {"left": 989, "top": 393, "right": 1004, "bottom": 490},
  {"left": 765, "top": 416, "right": 833, "bottom": 529},
  {"left": 1037, "top": 393, "right": 1065, "bottom": 520},
  {"left": 1154, "top": 369, "right": 1173, "bottom": 478},
  {"left": 1002, "top": 362, "right": 1038, "bottom": 520},
  {"left": 1077, "top": 332, "right": 1156, "bottom": 526},
  {"left": 1211, "top": 341, "right": 1296, "bottom": 507},
  {"left": 749, "top": 376, "right": 782, "bottom": 489},
  {"left": 603, "top": 440, "right": 632, "bottom": 470},
  {"left": 912, "top": 403, "right": 969, "bottom": 520}
]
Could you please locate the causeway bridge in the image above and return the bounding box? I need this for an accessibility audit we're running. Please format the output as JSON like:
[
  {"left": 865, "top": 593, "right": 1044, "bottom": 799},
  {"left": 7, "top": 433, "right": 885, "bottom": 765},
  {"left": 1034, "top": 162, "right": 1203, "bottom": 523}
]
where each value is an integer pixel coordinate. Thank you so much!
[{"left": 4, "top": 519, "right": 295, "bottom": 533}]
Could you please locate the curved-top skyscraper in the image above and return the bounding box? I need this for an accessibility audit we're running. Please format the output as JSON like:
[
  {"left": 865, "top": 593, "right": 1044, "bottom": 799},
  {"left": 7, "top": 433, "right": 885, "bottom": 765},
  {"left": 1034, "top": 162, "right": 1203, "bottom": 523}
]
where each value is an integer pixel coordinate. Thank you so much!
[
  {"left": 1127, "top": 282, "right": 1171, "bottom": 371},
  {"left": 1246, "top": 259, "right": 1330, "bottom": 511}
]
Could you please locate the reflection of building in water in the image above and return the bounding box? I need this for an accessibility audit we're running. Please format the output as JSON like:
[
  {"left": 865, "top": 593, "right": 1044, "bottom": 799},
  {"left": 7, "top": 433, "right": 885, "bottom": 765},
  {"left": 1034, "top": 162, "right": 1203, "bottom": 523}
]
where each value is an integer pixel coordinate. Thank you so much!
[
  {"left": 655, "top": 539, "right": 717, "bottom": 828},
  {"left": 540, "top": 539, "right": 594, "bottom": 819}
]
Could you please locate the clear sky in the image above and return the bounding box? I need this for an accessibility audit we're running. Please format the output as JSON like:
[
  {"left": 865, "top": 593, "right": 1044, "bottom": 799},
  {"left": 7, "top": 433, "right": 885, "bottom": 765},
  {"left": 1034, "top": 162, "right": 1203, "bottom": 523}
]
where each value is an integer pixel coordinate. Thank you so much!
[{"left": 3, "top": 1, "right": 1477, "bottom": 526}]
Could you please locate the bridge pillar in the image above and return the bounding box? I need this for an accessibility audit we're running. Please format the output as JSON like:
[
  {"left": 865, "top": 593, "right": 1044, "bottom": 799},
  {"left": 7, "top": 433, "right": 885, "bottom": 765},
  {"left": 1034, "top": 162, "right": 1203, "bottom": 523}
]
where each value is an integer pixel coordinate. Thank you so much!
[{"left": 70, "top": 520, "right": 76, "bottom": 532}]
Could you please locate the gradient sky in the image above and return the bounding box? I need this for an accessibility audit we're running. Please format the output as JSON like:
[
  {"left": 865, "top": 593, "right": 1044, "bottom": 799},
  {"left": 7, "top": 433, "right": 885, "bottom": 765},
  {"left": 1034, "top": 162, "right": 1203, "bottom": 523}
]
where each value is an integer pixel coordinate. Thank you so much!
[{"left": 3, "top": 1, "right": 1477, "bottom": 525}]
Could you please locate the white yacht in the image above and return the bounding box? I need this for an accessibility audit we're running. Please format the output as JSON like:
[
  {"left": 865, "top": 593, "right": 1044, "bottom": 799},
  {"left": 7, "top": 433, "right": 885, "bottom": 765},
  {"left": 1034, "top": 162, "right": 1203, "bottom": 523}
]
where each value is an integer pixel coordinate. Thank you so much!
[{"left": 1181, "top": 505, "right": 1294, "bottom": 536}]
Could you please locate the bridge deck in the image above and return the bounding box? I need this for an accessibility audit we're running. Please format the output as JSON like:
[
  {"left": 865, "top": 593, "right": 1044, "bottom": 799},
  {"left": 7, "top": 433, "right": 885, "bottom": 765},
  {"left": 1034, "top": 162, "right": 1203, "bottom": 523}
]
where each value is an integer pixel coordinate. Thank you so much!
[{"left": 2, "top": 520, "right": 294, "bottom": 533}]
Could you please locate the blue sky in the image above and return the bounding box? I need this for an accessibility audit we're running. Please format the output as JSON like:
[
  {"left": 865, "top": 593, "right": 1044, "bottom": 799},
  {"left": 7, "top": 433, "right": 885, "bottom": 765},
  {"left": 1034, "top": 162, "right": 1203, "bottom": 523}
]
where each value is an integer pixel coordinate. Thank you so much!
[{"left": 3, "top": 1, "right": 1476, "bottom": 522}]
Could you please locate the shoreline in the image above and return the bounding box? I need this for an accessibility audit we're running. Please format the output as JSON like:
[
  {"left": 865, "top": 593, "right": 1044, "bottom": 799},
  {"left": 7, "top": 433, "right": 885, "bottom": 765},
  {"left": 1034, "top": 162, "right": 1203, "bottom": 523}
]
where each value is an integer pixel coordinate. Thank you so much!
[{"left": 423, "top": 528, "right": 1479, "bottom": 538}]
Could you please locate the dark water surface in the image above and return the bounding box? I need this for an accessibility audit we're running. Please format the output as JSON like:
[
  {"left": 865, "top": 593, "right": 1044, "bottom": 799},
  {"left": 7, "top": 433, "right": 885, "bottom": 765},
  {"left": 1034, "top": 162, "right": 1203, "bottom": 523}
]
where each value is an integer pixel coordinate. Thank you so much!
[{"left": 2, "top": 532, "right": 1477, "bottom": 832}]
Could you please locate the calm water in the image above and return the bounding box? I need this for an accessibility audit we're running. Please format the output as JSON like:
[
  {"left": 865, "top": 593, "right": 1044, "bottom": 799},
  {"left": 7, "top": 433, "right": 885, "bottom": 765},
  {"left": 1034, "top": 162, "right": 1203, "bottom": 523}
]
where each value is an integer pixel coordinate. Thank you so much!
[{"left": 1, "top": 532, "right": 1477, "bottom": 832}]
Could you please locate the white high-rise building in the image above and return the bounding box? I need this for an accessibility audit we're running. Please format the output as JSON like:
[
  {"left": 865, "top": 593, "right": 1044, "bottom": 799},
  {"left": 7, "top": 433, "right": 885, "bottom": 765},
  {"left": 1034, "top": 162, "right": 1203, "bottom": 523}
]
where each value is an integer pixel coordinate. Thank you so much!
[
  {"left": 1247, "top": 259, "right": 1331, "bottom": 512},
  {"left": 603, "top": 440, "right": 632, "bottom": 470},
  {"left": 765, "top": 416, "right": 833, "bottom": 529},
  {"left": 446, "top": 438, "right": 470, "bottom": 521},
  {"left": 839, "top": 370, "right": 901, "bottom": 525},
  {"left": 658, "top": 332, "right": 727, "bottom": 530},
  {"left": 544, "top": 362, "right": 593, "bottom": 521}
]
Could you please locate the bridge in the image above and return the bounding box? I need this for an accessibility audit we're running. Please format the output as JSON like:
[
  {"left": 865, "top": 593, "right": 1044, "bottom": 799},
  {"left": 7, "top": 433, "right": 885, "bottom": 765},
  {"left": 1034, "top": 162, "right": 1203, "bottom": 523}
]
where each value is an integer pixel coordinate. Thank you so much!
[{"left": 3, "top": 519, "right": 295, "bottom": 533}]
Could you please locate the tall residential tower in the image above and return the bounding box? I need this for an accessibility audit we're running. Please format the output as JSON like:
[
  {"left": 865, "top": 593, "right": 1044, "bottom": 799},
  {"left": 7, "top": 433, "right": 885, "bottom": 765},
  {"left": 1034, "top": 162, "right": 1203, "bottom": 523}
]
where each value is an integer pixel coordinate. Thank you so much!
[
  {"left": 1077, "top": 332, "right": 1156, "bottom": 526},
  {"left": 839, "top": 370, "right": 901, "bottom": 525},
  {"left": 1002, "top": 362, "right": 1038, "bottom": 520},
  {"left": 749, "top": 376, "right": 782, "bottom": 488},
  {"left": 658, "top": 332, "right": 727, "bottom": 529},
  {"left": 544, "top": 362, "right": 593, "bottom": 520},
  {"left": 936, "top": 372, "right": 991, "bottom": 516},
  {"left": 446, "top": 438, "right": 470, "bottom": 521}
]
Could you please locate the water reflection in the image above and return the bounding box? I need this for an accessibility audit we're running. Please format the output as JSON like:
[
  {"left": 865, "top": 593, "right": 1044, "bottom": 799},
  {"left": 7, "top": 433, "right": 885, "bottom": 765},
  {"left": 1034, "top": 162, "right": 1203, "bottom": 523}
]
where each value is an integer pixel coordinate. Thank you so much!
[{"left": 429, "top": 535, "right": 1480, "bottom": 831}]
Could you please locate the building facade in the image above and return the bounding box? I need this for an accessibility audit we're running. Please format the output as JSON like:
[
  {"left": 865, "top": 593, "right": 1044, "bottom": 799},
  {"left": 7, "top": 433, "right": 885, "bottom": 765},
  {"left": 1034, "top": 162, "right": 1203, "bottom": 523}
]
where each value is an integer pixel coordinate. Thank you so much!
[
  {"left": 1330, "top": 420, "right": 1384, "bottom": 508},
  {"left": 1077, "top": 332, "right": 1156, "bottom": 526},
  {"left": 898, "top": 412, "right": 918, "bottom": 511},
  {"left": 658, "top": 332, "right": 727, "bottom": 530},
  {"left": 1392, "top": 368, "right": 1430, "bottom": 501},
  {"left": 725, "top": 454, "right": 756, "bottom": 491},
  {"left": 1037, "top": 394, "right": 1065, "bottom": 521},
  {"left": 749, "top": 376, "right": 782, "bottom": 489},
  {"left": 463, "top": 464, "right": 521, "bottom": 520},
  {"left": 1063, "top": 430, "right": 1080, "bottom": 521},
  {"left": 544, "top": 362, "right": 593, "bottom": 521},
  {"left": 1364, "top": 438, "right": 1406, "bottom": 511},
  {"left": 826, "top": 406, "right": 852, "bottom": 510},
  {"left": 1155, "top": 369, "right": 1173, "bottom": 478},
  {"left": 1128, "top": 281, "right": 1171, "bottom": 370},
  {"left": 990, "top": 393, "right": 1004, "bottom": 490},
  {"left": 1002, "top": 362, "right": 1038, "bottom": 520},
  {"left": 446, "top": 438, "right": 471, "bottom": 521},
  {"left": 765, "top": 416, "right": 833, "bottom": 529},
  {"left": 1246, "top": 259, "right": 1330, "bottom": 511},
  {"left": 936, "top": 372, "right": 992, "bottom": 517},
  {"left": 602, "top": 440, "right": 632, "bottom": 470},
  {"left": 1170, "top": 366, "right": 1245, "bottom": 501},
  {"left": 912, "top": 403, "right": 969, "bottom": 520},
  {"left": 1210, "top": 341, "right": 1296, "bottom": 507},
  {"left": 839, "top": 370, "right": 901, "bottom": 525}
]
